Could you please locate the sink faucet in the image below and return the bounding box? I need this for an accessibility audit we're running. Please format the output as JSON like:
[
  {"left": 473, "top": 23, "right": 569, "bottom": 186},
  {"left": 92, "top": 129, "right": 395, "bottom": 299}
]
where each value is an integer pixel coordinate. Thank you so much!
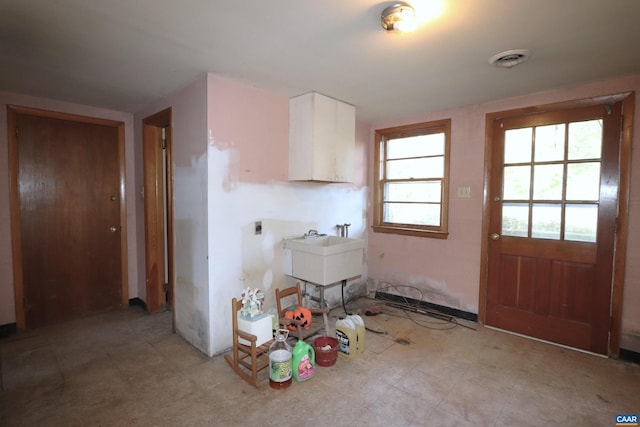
[
  {"left": 304, "top": 229, "right": 319, "bottom": 238},
  {"left": 336, "top": 223, "right": 351, "bottom": 237}
]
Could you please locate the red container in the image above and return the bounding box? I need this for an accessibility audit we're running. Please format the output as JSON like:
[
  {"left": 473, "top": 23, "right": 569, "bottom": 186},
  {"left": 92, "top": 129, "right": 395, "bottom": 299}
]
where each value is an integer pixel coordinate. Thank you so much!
[{"left": 313, "top": 336, "right": 339, "bottom": 367}]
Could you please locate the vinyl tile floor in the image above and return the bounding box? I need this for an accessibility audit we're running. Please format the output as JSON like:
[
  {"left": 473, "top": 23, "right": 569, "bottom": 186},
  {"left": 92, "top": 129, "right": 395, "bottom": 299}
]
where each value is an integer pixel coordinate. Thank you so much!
[{"left": 1, "top": 299, "right": 639, "bottom": 427}]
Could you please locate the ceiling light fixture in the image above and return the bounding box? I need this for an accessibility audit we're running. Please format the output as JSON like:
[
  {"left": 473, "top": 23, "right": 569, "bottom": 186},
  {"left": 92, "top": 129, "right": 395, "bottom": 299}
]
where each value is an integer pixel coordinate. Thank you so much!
[
  {"left": 489, "top": 49, "right": 531, "bottom": 68},
  {"left": 381, "top": 2, "right": 416, "bottom": 32}
]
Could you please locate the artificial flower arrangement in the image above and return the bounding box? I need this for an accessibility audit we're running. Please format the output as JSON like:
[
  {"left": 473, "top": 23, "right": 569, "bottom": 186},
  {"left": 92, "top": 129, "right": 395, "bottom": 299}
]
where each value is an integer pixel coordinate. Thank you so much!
[{"left": 240, "top": 287, "right": 265, "bottom": 318}]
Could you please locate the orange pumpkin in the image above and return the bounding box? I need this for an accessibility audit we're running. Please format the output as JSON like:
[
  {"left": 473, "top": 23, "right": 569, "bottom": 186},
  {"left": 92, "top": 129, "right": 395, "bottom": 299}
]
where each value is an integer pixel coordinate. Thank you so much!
[{"left": 284, "top": 305, "right": 312, "bottom": 330}]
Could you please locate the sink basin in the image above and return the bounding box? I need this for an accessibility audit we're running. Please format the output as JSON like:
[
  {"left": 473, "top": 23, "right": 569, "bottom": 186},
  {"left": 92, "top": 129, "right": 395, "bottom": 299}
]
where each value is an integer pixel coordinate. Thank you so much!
[
  {"left": 283, "top": 236, "right": 364, "bottom": 285},
  {"left": 284, "top": 236, "right": 364, "bottom": 256}
]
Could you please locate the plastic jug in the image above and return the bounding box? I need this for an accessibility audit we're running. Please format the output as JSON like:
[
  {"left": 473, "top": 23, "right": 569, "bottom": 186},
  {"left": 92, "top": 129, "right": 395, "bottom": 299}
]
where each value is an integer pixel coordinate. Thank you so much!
[
  {"left": 269, "top": 330, "right": 292, "bottom": 389},
  {"left": 335, "top": 317, "right": 357, "bottom": 359},
  {"left": 348, "top": 314, "right": 366, "bottom": 355},
  {"left": 292, "top": 340, "right": 315, "bottom": 382}
]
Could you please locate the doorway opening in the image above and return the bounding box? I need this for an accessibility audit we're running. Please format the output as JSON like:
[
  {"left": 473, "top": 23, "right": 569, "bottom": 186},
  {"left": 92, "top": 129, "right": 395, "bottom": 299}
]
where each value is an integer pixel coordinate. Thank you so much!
[{"left": 142, "top": 108, "right": 175, "bottom": 330}]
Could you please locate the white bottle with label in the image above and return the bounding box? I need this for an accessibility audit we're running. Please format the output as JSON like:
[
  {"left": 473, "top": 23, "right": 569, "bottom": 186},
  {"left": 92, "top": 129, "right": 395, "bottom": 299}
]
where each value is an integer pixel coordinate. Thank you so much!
[{"left": 335, "top": 317, "right": 357, "bottom": 359}]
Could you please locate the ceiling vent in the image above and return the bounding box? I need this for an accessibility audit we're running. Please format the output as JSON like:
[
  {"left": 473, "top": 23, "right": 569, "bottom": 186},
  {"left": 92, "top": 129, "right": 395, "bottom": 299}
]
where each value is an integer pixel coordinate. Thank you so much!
[{"left": 489, "top": 49, "right": 531, "bottom": 68}]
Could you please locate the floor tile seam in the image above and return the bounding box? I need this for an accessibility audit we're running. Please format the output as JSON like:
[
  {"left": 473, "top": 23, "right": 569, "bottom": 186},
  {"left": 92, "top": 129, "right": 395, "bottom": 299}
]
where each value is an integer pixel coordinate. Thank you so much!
[
  {"left": 48, "top": 346, "right": 69, "bottom": 388},
  {"left": 492, "top": 386, "right": 576, "bottom": 424},
  {"left": 371, "top": 377, "right": 446, "bottom": 410},
  {"left": 432, "top": 392, "right": 510, "bottom": 427},
  {"left": 489, "top": 387, "right": 525, "bottom": 427},
  {"left": 361, "top": 391, "right": 442, "bottom": 424}
]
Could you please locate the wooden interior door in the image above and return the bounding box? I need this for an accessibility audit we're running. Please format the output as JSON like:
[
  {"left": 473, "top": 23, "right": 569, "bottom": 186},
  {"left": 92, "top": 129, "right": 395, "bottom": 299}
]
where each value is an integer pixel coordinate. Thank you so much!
[
  {"left": 13, "top": 111, "right": 125, "bottom": 328},
  {"left": 142, "top": 108, "right": 173, "bottom": 317},
  {"left": 486, "top": 102, "right": 622, "bottom": 355}
]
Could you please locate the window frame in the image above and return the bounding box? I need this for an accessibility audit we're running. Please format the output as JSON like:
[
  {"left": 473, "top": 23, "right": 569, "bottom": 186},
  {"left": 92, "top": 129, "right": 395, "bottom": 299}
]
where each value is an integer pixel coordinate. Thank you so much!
[{"left": 373, "top": 119, "right": 451, "bottom": 239}]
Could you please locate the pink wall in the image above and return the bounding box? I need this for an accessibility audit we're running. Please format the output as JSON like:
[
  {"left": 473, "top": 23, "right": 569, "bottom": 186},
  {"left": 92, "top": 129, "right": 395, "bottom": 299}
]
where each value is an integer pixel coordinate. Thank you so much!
[
  {"left": 207, "top": 74, "right": 289, "bottom": 185},
  {"left": 367, "top": 74, "right": 640, "bottom": 350},
  {"left": 0, "top": 92, "right": 136, "bottom": 325},
  {"left": 206, "top": 74, "right": 369, "bottom": 188}
]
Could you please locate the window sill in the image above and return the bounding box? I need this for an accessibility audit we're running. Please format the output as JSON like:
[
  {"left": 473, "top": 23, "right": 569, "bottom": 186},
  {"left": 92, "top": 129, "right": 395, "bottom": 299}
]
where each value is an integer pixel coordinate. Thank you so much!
[{"left": 372, "top": 225, "right": 449, "bottom": 239}]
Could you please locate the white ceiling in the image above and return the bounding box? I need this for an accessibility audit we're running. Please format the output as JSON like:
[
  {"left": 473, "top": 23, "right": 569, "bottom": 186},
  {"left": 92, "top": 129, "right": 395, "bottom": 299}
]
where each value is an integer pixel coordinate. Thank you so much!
[{"left": 2, "top": 0, "right": 640, "bottom": 123}]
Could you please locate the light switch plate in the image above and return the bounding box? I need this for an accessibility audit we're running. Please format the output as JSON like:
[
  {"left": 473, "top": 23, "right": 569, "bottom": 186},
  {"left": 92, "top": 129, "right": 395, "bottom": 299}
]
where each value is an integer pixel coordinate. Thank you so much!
[{"left": 457, "top": 186, "right": 471, "bottom": 198}]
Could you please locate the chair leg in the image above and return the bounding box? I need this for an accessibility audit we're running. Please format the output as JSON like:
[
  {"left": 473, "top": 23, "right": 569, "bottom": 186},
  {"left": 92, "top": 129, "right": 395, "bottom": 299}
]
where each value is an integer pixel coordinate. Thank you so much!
[
  {"left": 224, "top": 353, "right": 261, "bottom": 387},
  {"left": 251, "top": 345, "right": 259, "bottom": 385}
]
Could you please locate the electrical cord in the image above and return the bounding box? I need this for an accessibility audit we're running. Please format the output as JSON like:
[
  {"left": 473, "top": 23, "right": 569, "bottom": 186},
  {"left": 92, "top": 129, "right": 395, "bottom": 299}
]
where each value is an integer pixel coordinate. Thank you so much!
[
  {"left": 339, "top": 281, "right": 475, "bottom": 334},
  {"left": 366, "top": 282, "right": 477, "bottom": 331}
]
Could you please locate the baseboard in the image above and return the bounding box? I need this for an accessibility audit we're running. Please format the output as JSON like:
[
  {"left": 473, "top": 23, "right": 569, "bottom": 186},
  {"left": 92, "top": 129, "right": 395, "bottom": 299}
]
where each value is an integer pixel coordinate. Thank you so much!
[
  {"left": 374, "top": 291, "right": 478, "bottom": 322},
  {"left": 128, "top": 298, "right": 147, "bottom": 310},
  {"left": 0, "top": 322, "right": 17, "bottom": 339},
  {"left": 619, "top": 348, "right": 640, "bottom": 365}
]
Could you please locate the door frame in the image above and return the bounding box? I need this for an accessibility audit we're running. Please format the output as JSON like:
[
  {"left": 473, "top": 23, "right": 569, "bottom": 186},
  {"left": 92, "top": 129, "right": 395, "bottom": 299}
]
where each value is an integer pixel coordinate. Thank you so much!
[
  {"left": 478, "top": 92, "right": 634, "bottom": 357},
  {"left": 142, "top": 108, "right": 175, "bottom": 326},
  {"left": 7, "top": 105, "right": 129, "bottom": 330}
]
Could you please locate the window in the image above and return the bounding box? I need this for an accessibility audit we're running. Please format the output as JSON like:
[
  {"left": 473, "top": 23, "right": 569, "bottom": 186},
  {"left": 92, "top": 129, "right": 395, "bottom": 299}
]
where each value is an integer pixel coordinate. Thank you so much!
[
  {"left": 373, "top": 119, "right": 451, "bottom": 238},
  {"left": 501, "top": 119, "right": 603, "bottom": 242}
]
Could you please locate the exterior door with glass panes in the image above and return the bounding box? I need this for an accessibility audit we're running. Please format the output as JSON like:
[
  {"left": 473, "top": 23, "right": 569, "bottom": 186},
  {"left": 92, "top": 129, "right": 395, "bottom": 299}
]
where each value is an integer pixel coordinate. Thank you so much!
[{"left": 486, "top": 102, "right": 621, "bottom": 355}]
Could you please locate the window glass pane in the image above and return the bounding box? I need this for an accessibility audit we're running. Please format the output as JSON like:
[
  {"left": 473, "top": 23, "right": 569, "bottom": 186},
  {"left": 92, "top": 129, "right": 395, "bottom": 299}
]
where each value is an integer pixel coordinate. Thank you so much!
[
  {"left": 502, "top": 203, "right": 529, "bottom": 237},
  {"left": 385, "top": 182, "right": 441, "bottom": 203},
  {"left": 384, "top": 203, "right": 440, "bottom": 226},
  {"left": 375, "top": 119, "right": 450, "bottom": 236},
  {"left": 503, "top": 165, "right": 531, "bottom": 200},
  {"left": 534, "top": 124, "right": 565, "bottom": 162},
  {"left": 531, "top": 203, "right": 561, "bottom": 240},
  {"left": 566, "top": 162, "right": 600, "bottom": 201},
  {"left": 387, "top": 133, "right": 444, "bottom": 159},
  {"left": 565, "top": 204, "right": 598, "bottom": 242},
  {"left": 504, "top": 128, "right": 532, "bottom": 164},
  {"left": 387, "top": 157, "right": 443, "bottom": 179},
  {"left": 568, "top": 120, "right": 602, "bottom": 160},
  {"left": 533, "top": 164, "right": 564, "bottom": 200}
]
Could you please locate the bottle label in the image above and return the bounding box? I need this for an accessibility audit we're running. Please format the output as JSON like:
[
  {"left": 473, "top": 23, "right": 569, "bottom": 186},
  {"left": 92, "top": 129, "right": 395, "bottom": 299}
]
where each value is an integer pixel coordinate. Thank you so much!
[
  {"left": 336, "top": 329, "right": 350, "bottom": 354},
  {"left": 270, "top": 350, "right": 292, "bottom": 382},
  {"left": 297, "top": 354, "right": 315, "bottom": 380}
]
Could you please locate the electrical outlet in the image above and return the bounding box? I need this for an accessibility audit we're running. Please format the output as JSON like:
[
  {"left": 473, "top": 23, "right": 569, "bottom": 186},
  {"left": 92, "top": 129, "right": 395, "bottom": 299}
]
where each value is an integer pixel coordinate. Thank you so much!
[
  {"left": 457, "top": 186, "right": 471, "bottom": 198},
  {"left": 255, "top": 221, "right": 262, "bottom": 235}
]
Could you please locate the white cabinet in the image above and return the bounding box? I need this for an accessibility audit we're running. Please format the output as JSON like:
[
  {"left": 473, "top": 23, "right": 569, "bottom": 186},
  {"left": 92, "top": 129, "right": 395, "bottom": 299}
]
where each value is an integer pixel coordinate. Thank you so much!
[{"left": 288, "top": 92, "right": 355, "bottom": 182}]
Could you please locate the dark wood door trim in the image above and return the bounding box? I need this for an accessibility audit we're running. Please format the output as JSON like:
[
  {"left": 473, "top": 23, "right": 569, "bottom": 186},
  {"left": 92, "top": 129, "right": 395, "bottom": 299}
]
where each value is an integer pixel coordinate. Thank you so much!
[
  {"left": 478, "top": 92, "right": 634, "bottom": 357},
  {"left": 7, "top": 105, "right": 128, "bottom": 330}
]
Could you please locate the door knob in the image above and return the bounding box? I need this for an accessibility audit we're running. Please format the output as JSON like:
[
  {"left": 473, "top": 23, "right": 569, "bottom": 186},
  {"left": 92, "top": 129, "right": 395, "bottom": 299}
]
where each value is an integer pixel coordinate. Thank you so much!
[
  {"left": 109, "top": 226, "right": 118, "bottom": 233},
  {"left": 491, "top": 233, "right": 500, "bottom": 241}
]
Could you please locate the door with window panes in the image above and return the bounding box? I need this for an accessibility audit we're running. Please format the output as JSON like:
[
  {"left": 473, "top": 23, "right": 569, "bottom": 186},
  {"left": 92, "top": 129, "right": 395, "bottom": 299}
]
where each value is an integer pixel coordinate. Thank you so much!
[{"left": 486, "top": 102, "right": 621, "bottom": 354}]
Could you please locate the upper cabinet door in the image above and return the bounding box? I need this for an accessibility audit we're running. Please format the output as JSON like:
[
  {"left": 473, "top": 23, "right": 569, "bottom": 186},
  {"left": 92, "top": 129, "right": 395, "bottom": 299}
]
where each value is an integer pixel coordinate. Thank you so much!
[{"left": 288, "top": 92, "right": 355, "bottom": 182}]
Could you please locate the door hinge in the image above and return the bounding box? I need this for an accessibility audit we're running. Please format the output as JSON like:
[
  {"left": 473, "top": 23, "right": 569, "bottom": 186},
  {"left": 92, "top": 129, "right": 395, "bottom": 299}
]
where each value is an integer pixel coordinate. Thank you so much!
[
  {"left": 162, "top": 282, "right": 169, "bottom": 293},
  {"left": 161, "top": 127, "right": 167, "bottom": 149}
]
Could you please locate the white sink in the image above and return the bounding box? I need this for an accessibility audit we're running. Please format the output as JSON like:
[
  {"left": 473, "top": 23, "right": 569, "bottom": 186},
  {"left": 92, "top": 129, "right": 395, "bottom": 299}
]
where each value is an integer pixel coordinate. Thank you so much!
[
  {"left": 284, "top": 236, "right": 364, "bottom": 256},
  {"left": 283, "top": 236, "right": 364, "bottom": 285}
]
